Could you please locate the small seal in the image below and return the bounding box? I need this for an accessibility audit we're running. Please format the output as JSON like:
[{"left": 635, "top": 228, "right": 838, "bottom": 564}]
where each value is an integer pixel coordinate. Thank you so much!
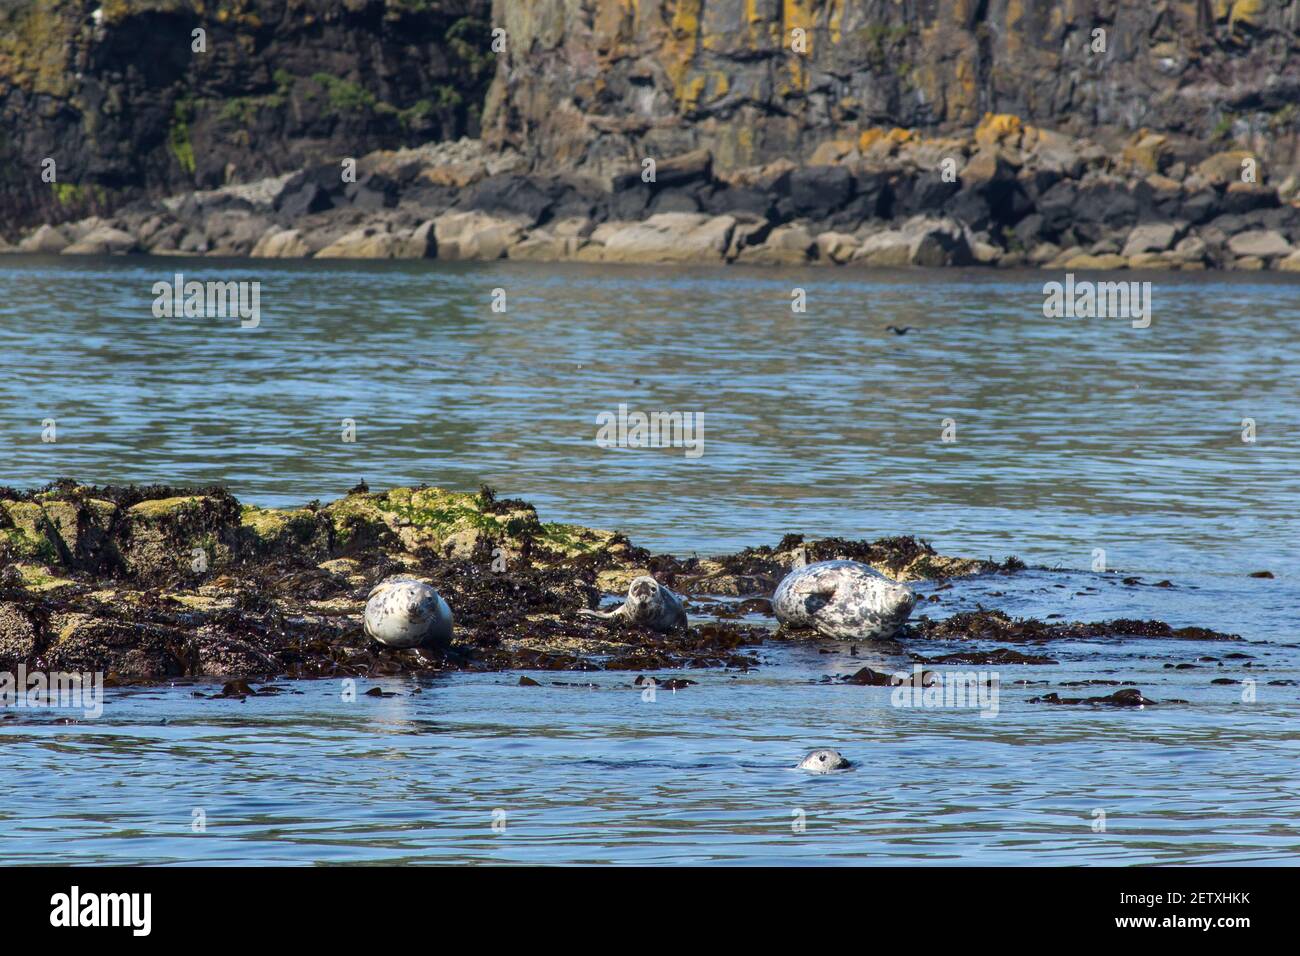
[
  {"left": 797, "top": 749, "right": 852, "bottom": 773},
  {"left": 579, "top": 575, "right": 687, "bottom": 632},
  {"left": 363, "top": 576, "right": 453, "bottom": 649},
  {"left": 773, "top": 560, "right": 916, "bottom": 640}
]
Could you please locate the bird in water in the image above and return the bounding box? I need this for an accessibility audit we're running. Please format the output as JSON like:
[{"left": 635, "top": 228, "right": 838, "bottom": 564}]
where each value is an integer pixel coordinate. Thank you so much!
[{"left": 885, "top": 325, "right": 915, "bottom": 335}]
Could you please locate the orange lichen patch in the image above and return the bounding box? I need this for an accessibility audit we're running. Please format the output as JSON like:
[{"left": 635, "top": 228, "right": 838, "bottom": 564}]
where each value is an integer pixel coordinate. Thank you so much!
[
  {"left": 974, "top": 112, "right": 1025, "bottom": 150},
  {"left": 664, "top": 0, "right": 704, "bottom": 109},
  {"left": 828, "top": 0, "right": 847, "bottom": 43},
  {"left": 859, "top": 126, "right": 918, "bottom": 157},
  {"left": 1121, "top": 129, "right": 1169, "bottom": 173}
]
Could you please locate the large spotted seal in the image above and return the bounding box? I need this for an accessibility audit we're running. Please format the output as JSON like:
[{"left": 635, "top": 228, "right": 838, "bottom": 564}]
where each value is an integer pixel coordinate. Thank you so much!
[
  {"left": 773, "top": 560, "right": 916, "bottom": 640},
  {"left": 579, "top": 575, "right": 687, "bottom": 633},
  {"left": 364, "top": 576, "right": 453, "bottom": 648},
  {"left": 797, "top": 749, "right": 852, "bottom": 773}
]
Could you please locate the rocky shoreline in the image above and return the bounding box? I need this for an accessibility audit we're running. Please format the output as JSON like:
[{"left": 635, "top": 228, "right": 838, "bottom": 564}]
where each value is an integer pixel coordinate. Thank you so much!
[
  {"left": 0, "top": 479, "right": 1244, "bottom": 685},
  {"left": 5, "top": 116, "right": 1300, "bottom": 272}
]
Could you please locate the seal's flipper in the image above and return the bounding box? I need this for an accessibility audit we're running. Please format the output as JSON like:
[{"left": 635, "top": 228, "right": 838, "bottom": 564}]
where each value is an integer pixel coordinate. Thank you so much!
[
  {"left": 579, "top": 607, "right": 623, "bottom": 622},
  {"left": 802, "top": 590, "right": 835, "bottom": 615}
]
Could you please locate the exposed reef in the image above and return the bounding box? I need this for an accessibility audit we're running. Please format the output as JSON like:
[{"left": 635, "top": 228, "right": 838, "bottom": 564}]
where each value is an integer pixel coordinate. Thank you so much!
[
  {"left": 0, "top": 480, "right": 1021, "bottom": 682},
  {"left": 0, "top": 481, "right": 1245, "bottom": 685}
]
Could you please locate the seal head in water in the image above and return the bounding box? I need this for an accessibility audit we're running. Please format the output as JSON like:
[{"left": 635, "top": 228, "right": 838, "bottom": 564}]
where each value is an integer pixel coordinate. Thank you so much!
[
  {"left": 579, "top": 575, "right": 687, "bottom": 633},
  {"left": 773, "top": 560, "right": 916, "bottom": 640},
  {"left": 797, "top": 749, "right": 852, "bottom": 773},
  {"left": 364, "top": 576, "right": 453, "bottom": 649}
]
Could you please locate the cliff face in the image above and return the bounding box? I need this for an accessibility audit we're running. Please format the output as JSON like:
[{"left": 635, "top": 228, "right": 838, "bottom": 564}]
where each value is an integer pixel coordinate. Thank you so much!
[
  {"left": 483, "top": 0, "right": 1300, "bottom": 177},
  {"left": 0, "top": 0, "right": 494, "bottom": 231},
  {"left": 3, "top": 0, "right": 1297, "bottom": 237}
]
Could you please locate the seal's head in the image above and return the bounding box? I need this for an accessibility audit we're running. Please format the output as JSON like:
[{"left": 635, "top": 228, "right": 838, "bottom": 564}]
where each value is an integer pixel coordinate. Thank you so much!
[
  {"left": 797, "top": 749, "right": 852, "bottom": 773},
  {"left": 625, "top": 575, "right": 664, "bottom": 621},
  {"left": 364, "top": 576, "right": 453, "bottom": 649}
]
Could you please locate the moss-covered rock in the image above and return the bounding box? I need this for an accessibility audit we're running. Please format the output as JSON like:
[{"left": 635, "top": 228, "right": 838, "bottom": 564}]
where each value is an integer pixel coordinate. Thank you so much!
[
  {"left": 120, "top": 493, "right": 243, "bottom": 580},
  {"left": 0, "top": 479, "right": 1037, "bottom": 682},
  {"left": 0, "top": 602, "right": 39, "bottom": 668}
]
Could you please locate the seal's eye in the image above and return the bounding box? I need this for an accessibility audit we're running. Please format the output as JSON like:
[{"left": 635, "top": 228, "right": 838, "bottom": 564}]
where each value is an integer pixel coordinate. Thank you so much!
[{"left": 819, "top": 754, "right": 827, "bottom": 762}]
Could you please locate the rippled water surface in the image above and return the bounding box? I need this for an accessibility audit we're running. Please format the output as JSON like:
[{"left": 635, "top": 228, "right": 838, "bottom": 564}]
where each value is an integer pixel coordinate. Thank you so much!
[{"left": 1, "top": 257, "right": 1297, "bottom": 864}]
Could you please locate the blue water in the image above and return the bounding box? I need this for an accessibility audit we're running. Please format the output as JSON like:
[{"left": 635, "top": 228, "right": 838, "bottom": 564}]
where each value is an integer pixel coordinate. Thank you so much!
[{"left": 1, "top": 257, "right": 1297, "bottom": 864}]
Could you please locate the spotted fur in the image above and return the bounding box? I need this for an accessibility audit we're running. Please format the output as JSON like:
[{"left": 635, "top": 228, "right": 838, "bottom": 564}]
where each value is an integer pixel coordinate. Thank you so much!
[
  {"left": 579, "top": 575, "right": 687, "bottom": 633},
  {"left": 797, "top": 748, "right": 852, "bottom": 773},
  {"left": 773, "top": 560, "right": 916, "bottom": 640},
  {"left": 363, "top": 576, "right": 453, "bottom": 649}
]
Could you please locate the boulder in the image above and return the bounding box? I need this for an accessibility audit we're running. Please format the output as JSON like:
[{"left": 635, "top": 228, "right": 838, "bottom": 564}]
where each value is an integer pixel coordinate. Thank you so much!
[
  {"left": 613, "top": 148, "right": 712, "bottom": 191},
  {"left": 394, "top": 220, "right": 437, "bottom": 259},
  {"left": 1060, "top": 253, "right": 1128, "bottom": 270},
  {"left": 19, "top": 225, "right": 70, "bottom": 253},
  {"left": 60, "top": 226, "right": 138, "bottom": 255},
  {"left": 433, "top": 211, "right": 527, "bottom": 260},
  {"left": 1121, "top": 222, "right": 1184, "bottom": 257},
  {"left": 462, "top": 174, "right": 556, "bottom": 225},
  {"left": 816, "top": 231, "right": 859, "bottom": 264},
  {"left": 1277, "top": 251, "right": 1300, "bottom": 272},
  {"left": 647, "top": 188, "right": 702, "bottom": 215},
  {"left": 1226, "top": 230, "right": 1292, "bottom": 260},
  {"left": 508, "top": 232, "right": 587, "bottom": 261},
  {"left": 852, "top": 229, "right": 911, "bottom": 267},
  {"left": 1122, "top": 132, "right": 1168, "bottom": 173},
  {"left": 906, "top": 218, "right": 973, "bottom": 266},
  {"left": 1126, "top": 252, "right": 1173, "bottom": 269},
  {"left": 851, "top": 217, "right": 971, "bottom": 267},
  {"left": 1194, "top": 150, "right": 1258, "bottom": 186},
  {"left": 971, "top": 239, "right": 1003, "bottom": 264},
  {"left": 784, "top": 165, "right": 854, "bottom": 220},
  {"left": 251, "top": 227, "right": 312, "bottom": 258},
  {"left": 1220, "top": 182, "right": 1278, "bottom": 215},
  {"left": 1170, "top": 235, "right": 1208, "bottom": 264},
  {"left": 733, "top": 225, "right": 814, "bottom": 264},
  {"left": 1027, "top": 242, "right": 1061, "bottom": 265},
  {"left": 600, "top": 213, "right": 736, "bottom": 264},
  {"left": 0, "top": 604, "right": 38, "bottom": 668},
  {"left": 315, "top": 226, "right": 404, "bottom": 259}
]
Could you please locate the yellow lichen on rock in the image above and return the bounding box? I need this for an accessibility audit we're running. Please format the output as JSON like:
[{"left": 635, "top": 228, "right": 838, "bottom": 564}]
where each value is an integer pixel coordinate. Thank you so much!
[
  {"left": 975, "top": 113, "right": 1024, "bottom": 150},
  {"left": 783, "top": 0, "right": 816, "bottom": 89},
  {"left": 1122, "top": 130, "right": 1169, "bottom": 173}
]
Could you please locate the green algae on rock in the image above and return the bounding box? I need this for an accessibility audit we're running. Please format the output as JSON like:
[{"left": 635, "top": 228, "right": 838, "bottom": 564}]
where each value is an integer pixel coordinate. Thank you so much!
[{"left": 0, "top": 480, "right": 1029, "bottom": 682}]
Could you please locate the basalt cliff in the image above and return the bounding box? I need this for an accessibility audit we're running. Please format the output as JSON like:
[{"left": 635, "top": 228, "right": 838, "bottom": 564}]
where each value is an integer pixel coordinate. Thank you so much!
[{"left": 2, "top": 1, "right": 1299, "bottom": 270}]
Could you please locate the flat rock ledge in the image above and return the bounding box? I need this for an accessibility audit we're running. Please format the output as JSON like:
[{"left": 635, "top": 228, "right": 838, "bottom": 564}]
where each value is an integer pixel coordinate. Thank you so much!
[
  {"left": 0, "top": 481, "right": 1019, "bottom": 682},
  {"left": 8, "top": 118, "right": 1300, "bottom": 272}
]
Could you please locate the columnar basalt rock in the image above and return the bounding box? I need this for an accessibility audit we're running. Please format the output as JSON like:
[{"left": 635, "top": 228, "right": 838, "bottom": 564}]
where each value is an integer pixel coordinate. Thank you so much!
[
  {"left": 483, "top": 0, "right": 1300, "bottom": 180},
  {"left": 3, "top": 3, "right": 1298, "bottom": 269},
  {"left": 0, "top": 0, "right": 497, "bottom": 233}
]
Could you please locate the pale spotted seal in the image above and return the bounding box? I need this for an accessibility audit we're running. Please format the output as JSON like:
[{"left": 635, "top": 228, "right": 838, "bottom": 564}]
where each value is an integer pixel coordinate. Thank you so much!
[
  {"left": 797, "top": 749, "right": 852, "bottom": 773},
  {"left": 773, "top": 560, "right": 916, "bottom": 640},
  {"left": 579, "top": 575, "right": 687, "bottom": 633},
  {"left": 363, "top": 576, "right": 453, "bottom": 649}
]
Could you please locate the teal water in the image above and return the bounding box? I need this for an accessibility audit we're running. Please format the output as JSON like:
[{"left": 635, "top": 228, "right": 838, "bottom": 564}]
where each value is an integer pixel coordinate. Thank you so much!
[{"left": 1, "top": 257, "right": 1297, "bottom": 864}]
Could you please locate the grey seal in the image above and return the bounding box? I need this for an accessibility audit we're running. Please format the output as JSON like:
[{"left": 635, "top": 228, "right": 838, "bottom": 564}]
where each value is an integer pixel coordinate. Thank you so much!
[
  {"left": 363, "top": 576, "right": 453, "bottom": 648},
  {"left": 579, "top": 575, "right": 687, "bottom": 632},
  {"left": 797, "top": 749, "right": 852, "bottom": 773},
  {"left": 773, "top": 560, "right": 916, "bottom": 640}
]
